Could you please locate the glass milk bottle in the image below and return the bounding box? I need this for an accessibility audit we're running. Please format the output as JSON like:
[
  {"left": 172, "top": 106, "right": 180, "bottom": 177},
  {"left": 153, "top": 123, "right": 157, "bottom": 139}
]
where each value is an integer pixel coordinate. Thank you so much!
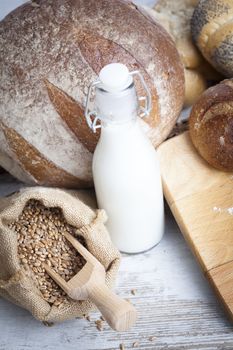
[{"left": 85, "top": 63, "right": 164, "bottom": 253}]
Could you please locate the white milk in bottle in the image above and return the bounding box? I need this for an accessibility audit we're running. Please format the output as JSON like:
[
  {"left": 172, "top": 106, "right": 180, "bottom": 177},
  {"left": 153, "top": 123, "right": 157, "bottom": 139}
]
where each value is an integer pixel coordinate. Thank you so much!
[{"left": 85, "top": 63, "right": 164, "bottom": 253}]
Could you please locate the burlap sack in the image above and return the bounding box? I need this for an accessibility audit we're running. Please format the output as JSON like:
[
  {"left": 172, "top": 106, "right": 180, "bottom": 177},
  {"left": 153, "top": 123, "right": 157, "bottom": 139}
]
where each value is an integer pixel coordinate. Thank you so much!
[{"left": 0, "top": 187, "right": 121, "bottom": 322}]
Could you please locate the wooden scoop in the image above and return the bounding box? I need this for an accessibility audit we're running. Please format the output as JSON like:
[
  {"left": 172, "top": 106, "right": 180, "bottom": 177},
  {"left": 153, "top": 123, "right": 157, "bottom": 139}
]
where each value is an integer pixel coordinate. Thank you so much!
[{"left": 43, "top": 231, "right": 137, "bottom": 331}]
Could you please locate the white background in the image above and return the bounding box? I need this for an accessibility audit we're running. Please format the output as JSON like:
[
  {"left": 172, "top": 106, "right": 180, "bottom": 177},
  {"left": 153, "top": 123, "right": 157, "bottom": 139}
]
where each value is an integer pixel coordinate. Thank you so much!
[{"left": 0, "top": 0, "right": 27, "bottom": 20}]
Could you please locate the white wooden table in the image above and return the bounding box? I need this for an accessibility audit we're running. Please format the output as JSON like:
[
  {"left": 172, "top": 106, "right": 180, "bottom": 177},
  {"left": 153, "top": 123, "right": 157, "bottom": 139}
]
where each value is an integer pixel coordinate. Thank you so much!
[{"left": 0, "top": 173, "right": 233, "bottom": 350}]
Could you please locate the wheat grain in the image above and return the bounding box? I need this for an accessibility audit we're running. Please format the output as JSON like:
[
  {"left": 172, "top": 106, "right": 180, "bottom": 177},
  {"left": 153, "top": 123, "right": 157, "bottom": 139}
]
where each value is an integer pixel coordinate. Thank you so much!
[{"left": 9, "top": 199, "right": 86, "bottom": 307}]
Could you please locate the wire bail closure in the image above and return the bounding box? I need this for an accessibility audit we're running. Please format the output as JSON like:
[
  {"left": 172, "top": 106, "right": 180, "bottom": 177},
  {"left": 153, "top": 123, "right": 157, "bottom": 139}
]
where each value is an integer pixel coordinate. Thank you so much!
[{"left": 85, "top": 70, "right": 152, "bottom": 133}]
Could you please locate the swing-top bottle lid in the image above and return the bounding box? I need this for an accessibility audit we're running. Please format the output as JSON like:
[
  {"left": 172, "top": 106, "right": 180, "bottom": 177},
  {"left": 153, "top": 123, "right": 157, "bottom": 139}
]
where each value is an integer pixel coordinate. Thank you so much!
[
  {"left": 99, "top": 63, "right": 133, "bottom": 93},
  {"left": 85, "top": 63, "right": 152, "bottom": 132}
]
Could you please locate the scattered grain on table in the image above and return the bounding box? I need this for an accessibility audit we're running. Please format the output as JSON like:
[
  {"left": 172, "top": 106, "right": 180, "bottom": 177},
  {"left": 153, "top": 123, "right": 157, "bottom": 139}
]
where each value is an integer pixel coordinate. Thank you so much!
[
  {"left": 95, "top": 319, "right": 104, "bottom": 331},
  {"left": 42, "top": 321, "right": 54, "bottom": 327}
]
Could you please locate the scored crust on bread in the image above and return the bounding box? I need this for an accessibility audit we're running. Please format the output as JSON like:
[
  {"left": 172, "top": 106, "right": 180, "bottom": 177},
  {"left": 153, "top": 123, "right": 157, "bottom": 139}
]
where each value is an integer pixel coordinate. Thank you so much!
[
  {"left": 0, "top": 122, "right": 91, "bottom": 188},
  {"left": 0, "top": 0, "right": 184, "bottom": 187},
  {"left": 189, "top": 79, "right": 233, "bottom": 171}
]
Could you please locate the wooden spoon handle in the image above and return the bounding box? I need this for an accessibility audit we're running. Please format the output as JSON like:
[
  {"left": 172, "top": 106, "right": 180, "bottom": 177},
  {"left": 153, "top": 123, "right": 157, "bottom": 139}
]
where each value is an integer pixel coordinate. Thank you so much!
[{"left": 89, "top": 283, "right": 137, "bottom": 332}]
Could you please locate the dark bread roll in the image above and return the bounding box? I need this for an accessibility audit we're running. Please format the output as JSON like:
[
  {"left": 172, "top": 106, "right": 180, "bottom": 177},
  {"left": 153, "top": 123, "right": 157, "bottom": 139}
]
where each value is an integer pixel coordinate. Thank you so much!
[
  {"left": 191, "top": 0, "right": 233, "bottom": 77},
  {"left": 189, "top": 79, "right": 233, "bottom": 171},
  {"left": 0, "top": 0, "right": 184, "bottom": 188}
]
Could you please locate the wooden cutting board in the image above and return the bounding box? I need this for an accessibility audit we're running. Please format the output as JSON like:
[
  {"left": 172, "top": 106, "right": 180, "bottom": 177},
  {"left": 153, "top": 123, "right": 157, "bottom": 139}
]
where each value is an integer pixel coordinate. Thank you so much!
[{"left": 158, "top": 131, "right": 233, "bottom": 320}]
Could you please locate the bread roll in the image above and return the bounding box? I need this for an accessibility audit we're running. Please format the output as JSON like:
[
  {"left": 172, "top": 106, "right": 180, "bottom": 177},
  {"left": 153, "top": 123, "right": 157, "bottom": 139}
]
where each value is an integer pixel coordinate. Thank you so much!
[
  {"left": 140, "top": 4, "right": 204, "bottom": 107},
  {"left": 176, "top": 36, "right": 202, "bottom": 69},
  {"left": 0, "top": 0, "right": 184, "bottom": 188},
  {"left": 189, "top": 79, "right": 233, "bottom": 171},
  {"left": 191, "top": 0, "right": 233, "bottom": 77},
  {"left": 141, "top": 1, "right": 223, "bottom": 107},
  {"left": 184, "top": 68, "right": 207, "bottom": 107},
  {"left": 153, "top": 0, "right": 201, "bottom": 69}
]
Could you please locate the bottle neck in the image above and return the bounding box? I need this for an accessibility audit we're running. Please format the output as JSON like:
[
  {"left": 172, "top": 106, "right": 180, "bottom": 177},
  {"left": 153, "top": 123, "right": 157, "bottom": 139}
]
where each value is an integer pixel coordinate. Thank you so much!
[{"left": 95, "top": 83, "right": 139, "bottom": 126}]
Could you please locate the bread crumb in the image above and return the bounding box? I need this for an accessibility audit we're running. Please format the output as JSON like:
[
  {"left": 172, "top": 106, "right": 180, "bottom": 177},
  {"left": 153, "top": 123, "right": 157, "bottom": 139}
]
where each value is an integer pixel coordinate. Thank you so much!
[
  {"left": 119, "top": 344, "right": 125, "bottom": 350},
  {"left": 131, "top": 289, "right": 136, "bottom": 295},
  {"left": 133, "top": 341, "right": 139, "bottom": 347},
  {"left": 213, "top": 206, "right": 233, "bottom": 216},
  {"left": 227, "top": 207, "right": 233, "bottom": 215},
  {"left": 213, "top": 206, "right": 221, "bottom": 213}
]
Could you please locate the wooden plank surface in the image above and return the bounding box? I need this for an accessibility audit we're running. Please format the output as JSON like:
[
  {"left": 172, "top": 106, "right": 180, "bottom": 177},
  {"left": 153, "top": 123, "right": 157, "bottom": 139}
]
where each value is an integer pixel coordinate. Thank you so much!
[
  {"left": 207, "top": 261, "right": 233, "bottom": 320},
  {"left": 0, "top": 174, "right": 233, "bottom": 349},
  {"left": 157, "top": 131, "right": 229, "bottom": 206},
  {"left": 158, "top": 131, "right": 233, "bottom": 322}
]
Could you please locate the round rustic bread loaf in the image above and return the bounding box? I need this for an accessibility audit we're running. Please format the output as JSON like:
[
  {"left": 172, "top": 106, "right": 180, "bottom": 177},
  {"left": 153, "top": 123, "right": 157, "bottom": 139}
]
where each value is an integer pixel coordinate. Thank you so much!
[
  {"left": 184, "top": 68, "right": 207, "bottom": 107},
  {"left": 189, "top": 79, "right": 233, "bottom": 171},
  {"left": 191, "top": 0, "right": 233, "bottom": 77},
  {"left": 0, "top": 0, "right": 184, "bottom": 188}
]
